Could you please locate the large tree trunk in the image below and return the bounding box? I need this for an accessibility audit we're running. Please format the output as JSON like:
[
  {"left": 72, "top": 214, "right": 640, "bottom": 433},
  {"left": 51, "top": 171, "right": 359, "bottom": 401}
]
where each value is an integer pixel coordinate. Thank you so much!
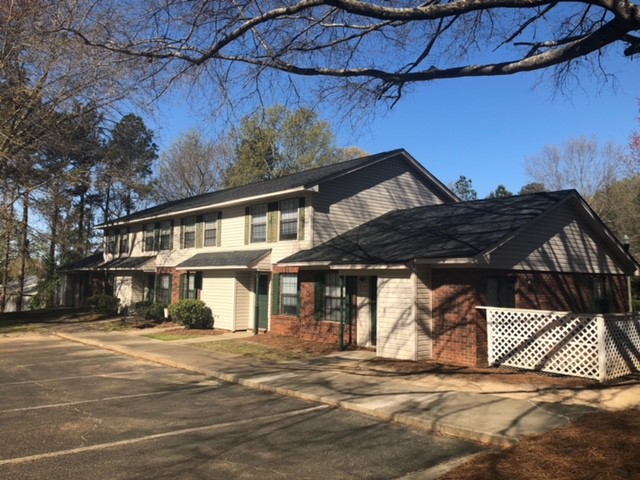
[
  {"left": 15, "top": 193, "right": 29, "bottom": 312},
  {"left": 45, "top": 201, "right": 60, "bottom": 308}
]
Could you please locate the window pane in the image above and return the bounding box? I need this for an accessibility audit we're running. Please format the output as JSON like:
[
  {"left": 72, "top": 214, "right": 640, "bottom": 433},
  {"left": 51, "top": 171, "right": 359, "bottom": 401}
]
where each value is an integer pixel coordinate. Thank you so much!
[
  {"left": 251, "top": 204, "right": 267, "bottom": 242},
  {"left": 144, "top": 224, "right": 155, "bottom": 251},
  {"left": 183, "top": 216, "right": 196, "bottom": 248},
  {"left": 324, "top": 273, "right": 342, "bottom": 321},
  {"left": 280, "top": 274, "right": 298, "bottom": 316},
  {"left": 160, "top": 221, "right": 172, "bottom": 250},
  {"left": 279, "top": 199, "right": 298, "bottom": 240},
  {"left": 204, "top": 213, "right": 217, "bottom": 246}
]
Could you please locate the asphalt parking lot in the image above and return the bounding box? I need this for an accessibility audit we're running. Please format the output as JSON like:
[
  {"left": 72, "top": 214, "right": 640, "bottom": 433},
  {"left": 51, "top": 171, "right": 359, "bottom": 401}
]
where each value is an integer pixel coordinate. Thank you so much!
[{"left": 0, "top": 335, "right": 484, "bottom": 479}]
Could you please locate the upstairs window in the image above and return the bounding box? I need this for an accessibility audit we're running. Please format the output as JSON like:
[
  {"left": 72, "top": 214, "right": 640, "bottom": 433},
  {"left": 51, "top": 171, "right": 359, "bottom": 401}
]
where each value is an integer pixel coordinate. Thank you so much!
[
  {"left": 203, "top": 213, "right": 217, "bottom": 247},
  {"left": 106, "top": 231, "right": 116, "bottom": 255},
  {"left": 182, "top": 216, "right": 196, "bottom": 248},
  {"left": 251, "top": 204, "right": 267, "bottom": 243},
  {"left": 118, "top": 228, "right": 129, "bottom": 254},
  {"left": 159, "top": 221, "right": 172, "bottom": 251},
  {"left": 144, "top": 224, "right": 155, "bottom": 251},
  {"left": 279, "top": 199, "right": 298, "bottom": 240}
]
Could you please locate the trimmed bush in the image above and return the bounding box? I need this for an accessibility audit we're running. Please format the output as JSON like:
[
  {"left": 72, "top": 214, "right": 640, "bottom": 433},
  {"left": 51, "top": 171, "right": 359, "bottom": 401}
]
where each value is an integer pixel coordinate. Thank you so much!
[
  {"left": 87, "top": 294, "right": 120, "bottom": 316},
  {"left": 168, "top": 299, "right": 213, "bottom": 329},
  {"left": 148, "top": 303, "right": 166, "bottom": 322}
]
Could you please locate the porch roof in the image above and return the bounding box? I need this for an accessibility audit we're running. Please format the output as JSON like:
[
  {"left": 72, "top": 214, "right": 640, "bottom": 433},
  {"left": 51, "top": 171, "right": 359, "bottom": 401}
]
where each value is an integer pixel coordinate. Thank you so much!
[
  {"left": 175, "top": 249, "right": 271, "bottom": 270},
  {"left": 279, "top": 191, "right": 578, "bottom": 266},
  {"left": 58, "top": 251, "right": 104, "bottom": 272},
  {"left": 101, "top": 256, "right": 156, "bottom": 271}
]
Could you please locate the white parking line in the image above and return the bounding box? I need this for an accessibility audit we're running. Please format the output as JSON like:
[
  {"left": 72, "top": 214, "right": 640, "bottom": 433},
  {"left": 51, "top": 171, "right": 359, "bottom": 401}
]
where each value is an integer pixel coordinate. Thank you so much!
[
  {"left": 0, "top": 387, "right": 215, "bottom": 414},
  {"left": 0, "top": 369, "right": 166, "bottom": 386},
  {"left": 0, "top": 405, "right": 329, "bottom": 465}
]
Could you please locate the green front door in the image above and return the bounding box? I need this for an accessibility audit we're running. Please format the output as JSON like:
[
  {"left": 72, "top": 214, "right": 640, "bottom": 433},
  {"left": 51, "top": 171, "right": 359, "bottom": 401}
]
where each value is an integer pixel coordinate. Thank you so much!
[
  {"left": 370, "top": 276, "right": 377, "bottom": 346},
  {"left": 256, "top": 273, "right": 269, "bottom": 331}
]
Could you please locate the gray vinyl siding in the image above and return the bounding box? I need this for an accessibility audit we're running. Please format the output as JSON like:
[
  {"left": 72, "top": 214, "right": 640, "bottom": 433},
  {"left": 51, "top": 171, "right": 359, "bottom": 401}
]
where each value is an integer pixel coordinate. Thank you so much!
[
  {"left": 313, "top": 157, "right": 445, "bottom": 244},
  {"left": 235, "top": 271, "right": 252, "bottom": 330},
  {"left": 376, "top": 271, "right": 416, "bottom": 360},
  {"left": 490, "top": 202, "right": 624, "bottom": 274},
  {"left": 416, "top": 266, "right": 433, "bottom": 360}
]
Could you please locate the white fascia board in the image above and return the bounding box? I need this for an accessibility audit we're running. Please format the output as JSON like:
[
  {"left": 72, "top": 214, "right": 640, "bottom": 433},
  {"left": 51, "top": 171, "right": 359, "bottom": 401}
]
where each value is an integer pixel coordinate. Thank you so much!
[
  {"left": 414, "top": 257, "right": 477, "bottom": 265},
  {"left": 100, "top": 186, "right": 309, "bottom": 228},
  {"left": 175, "top": 265, "right": 251, "bottom": 271},
  {"left": 329, "top": 264, "right": 409, "bottom": 270}
]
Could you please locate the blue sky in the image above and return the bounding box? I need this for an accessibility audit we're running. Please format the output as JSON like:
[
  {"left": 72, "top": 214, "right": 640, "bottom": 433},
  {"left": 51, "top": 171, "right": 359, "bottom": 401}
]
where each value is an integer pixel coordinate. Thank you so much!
[{"left": 147, "top": 58, "right": 638, "bottom": 198}]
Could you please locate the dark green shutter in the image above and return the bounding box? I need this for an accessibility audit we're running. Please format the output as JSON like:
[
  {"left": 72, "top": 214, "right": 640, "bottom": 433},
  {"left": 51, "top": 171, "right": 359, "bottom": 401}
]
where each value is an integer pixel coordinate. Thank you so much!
[
  {"left": 244, "top": 207, "right": 251, "bottom": 244},
  {"left": 267, "top": 202, "right": 278, "bottom": 243},
  {"left": 169, "top": 220, "right": 174, "bottom": 250},
  {"left": 195, "top": 272, "right": 203, "bottom": 291},
  {"left": 296, "top": 276, "right": 301, "bottom": 317},
  {"left": 180, "top": 218, "right": 185, "bottom": 249},
  {"left": 217, "top": 211, "right": 222, "bottom": 247},
  {"left": 298, "top": 197, "right": 306, "bottom": 241},
  {"left": 195, "top": 215, "right": 204, "bottom": 248},
  {"left": 154, "top": 222, "right": 160, "bottom": 251},
  {"left": 272, "top": 273, "right": 280, "bottom": 315},
  {"left": 179, "top": 274, "right": 185, "bottom": 300},
  {"left": 314, "top": 273, "right": 324, "bottom": 321}
]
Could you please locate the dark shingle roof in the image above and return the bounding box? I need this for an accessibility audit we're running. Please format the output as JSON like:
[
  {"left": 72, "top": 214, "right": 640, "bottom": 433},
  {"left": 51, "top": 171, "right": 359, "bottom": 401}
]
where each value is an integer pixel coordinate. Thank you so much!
[
  {"left": 176, "top": 250, "right": 271, "bottom": 269},
  {"left": 280, "top": 191, "right": 574, "bottom": 265},
  {"left": 101, "top": 256, "right": 156, "bottom": 270},
  {"left": 102, "top": 149, "right": 415, "bottom": 226},
  {"left": 58, "top": 251, "right": 105, "bottom": 271}
]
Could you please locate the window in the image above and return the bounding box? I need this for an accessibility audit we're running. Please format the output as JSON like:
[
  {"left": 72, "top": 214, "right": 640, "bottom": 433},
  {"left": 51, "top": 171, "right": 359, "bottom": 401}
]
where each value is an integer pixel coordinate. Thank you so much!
[
  {"left": 279, "top": 199, "right": 298, "bottom": 240},
  {"left": 156, "top": 274, "right": 172, "bottom": 305},
  {"left": 159, "top": 221, "right": 172, "bottom": 250},
  {"left": 182, "top": 216, "right": 196, "bottom": 248},
  {"left": 204, "top": 213, "right": 217, "bottom": 247},
  {"left": 106, "top": 231, "right": 116, "bottom": 255},
  {"left": 118, "top": 228, "right": 129, "bottom": 254},
  {"left": 251, "top": 204, "right": 267, "bottom": 243},
  {"left": 323, "top": 273, "right": 343, "bottom": 321},
  {"left": 180, "top": 272, "right": 201, "bottom": 300},
  {"left": 487, "top": 276, "right": 516, "bottom": 308},
  {"left": 280, "top": 274, "right": 298, "bottom": 316},
  {"left": 144, "top": 224, "right": 155, "bottom": 251}
]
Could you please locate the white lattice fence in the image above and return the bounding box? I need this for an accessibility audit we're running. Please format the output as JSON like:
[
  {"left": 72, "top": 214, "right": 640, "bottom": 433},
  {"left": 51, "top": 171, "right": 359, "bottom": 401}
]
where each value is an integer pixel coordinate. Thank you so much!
[{"left": 480, "top": 307, "right": 640, "bottom": 381}]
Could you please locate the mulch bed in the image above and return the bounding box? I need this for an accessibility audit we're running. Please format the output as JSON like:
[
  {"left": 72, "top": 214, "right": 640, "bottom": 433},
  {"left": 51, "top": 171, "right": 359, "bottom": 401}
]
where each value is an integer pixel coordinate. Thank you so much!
[{"left": 441, "top": 409, "right": 640, "bottom": 480}]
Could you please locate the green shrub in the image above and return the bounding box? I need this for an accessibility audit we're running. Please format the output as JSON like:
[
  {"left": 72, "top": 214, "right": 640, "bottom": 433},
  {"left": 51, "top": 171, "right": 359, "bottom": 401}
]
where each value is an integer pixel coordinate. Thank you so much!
[
  {"left": 168, "top": 299, "right": 213, "bottom": 329},
  {"left": 148, "top": 302, "right": 166, "bottom": 322},
  {"left": 87, "top": 294, "right": 120, "bottom": 316}
]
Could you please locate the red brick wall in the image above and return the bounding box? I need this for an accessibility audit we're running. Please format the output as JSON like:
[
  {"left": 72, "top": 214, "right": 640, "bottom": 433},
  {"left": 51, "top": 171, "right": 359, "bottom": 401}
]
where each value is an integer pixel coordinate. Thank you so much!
[
  {"left": 431, "top": 269, "right": 629, "bottom": 367},
  {"left": 271, "top": 270, "right": 357, "bottom": 346}
]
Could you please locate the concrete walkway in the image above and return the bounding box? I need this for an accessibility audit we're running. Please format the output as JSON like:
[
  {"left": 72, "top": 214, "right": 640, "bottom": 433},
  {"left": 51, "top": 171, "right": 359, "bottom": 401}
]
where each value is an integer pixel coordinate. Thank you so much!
[{"left": 49, "top": 328, "right": 601, "bottom": 448}]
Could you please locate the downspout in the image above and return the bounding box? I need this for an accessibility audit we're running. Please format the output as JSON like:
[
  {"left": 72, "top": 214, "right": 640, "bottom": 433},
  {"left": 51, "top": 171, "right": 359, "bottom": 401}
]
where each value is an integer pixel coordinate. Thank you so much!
[
  {"left": 339, "top": 275, "right": 345, "bottom": 351},
  {"left": 623, "top": 236, "right": 633, "bottom": 313}
]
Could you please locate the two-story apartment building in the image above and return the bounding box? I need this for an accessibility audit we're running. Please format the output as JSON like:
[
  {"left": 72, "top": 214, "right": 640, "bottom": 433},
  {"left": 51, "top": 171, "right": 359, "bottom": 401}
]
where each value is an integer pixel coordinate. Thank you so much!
[
  {"left": 61, "top": 149, "right": 457, "bottom": 332},
  {"left": 60, "top": 149, "right": 637, "bottom": 368}
]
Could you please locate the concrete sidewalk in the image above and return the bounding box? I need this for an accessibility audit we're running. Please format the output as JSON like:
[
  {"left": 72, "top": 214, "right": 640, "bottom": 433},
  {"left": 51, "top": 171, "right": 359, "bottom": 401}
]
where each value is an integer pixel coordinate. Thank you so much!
[{"left": 50, "top": 328, "right": 600, "bottom": 448}]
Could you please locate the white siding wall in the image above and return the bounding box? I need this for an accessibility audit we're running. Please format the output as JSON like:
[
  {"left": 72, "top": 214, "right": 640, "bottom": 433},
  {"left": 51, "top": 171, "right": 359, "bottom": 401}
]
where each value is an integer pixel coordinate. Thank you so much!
[
  {"left": 201, "top": 272, "right": 236, "bottom": 330},
  {"left": 490, "top": 203, "right": 624, "bottom": 274},
  {"left": 235, "top": 271, "right": 253, "bottom": 331},
  {"left": 313, "top": 157, "right": 445, "bottom": 244},
  {"left": 376, "top": 272, "right": 416, "bottom": 360},
  {"left": 416, "top": 267, "right": 433, "bottom": 360}
]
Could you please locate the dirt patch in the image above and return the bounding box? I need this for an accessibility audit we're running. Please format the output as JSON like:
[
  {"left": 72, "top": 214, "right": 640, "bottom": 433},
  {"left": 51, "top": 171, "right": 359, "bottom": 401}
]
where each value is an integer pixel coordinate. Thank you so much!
[{"left": 442, "top": 408, "right": 640, "bottom": 480}]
